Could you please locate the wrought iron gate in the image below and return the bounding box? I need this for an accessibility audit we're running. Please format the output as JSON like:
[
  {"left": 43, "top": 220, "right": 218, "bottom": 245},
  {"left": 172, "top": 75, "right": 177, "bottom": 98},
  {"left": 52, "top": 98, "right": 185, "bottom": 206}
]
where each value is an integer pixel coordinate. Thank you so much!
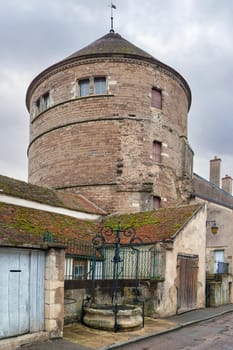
[{"left": 177, "top": 254, "right": 198, "bottom": 313}]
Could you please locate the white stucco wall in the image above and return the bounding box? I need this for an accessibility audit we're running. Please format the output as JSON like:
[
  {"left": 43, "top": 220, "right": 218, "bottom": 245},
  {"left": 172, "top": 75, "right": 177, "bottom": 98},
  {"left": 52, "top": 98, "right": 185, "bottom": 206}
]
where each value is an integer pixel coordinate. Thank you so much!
[
  {"left": 206, "top": 202, "right": 233, "bottom": 273},
  {"left": 0, "top": 193, "right": 100, "bottom": 221},
  {"left": 157, "top": 204, "right": 207, "bottom": 316}
]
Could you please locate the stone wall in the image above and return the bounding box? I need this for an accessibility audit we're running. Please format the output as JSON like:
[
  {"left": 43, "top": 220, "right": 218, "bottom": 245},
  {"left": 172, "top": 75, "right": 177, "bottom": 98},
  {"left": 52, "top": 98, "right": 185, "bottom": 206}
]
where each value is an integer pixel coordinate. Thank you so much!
[
  {"left": 64, "top": 279, "right": 163, "bottom": 323},
  {"left": 45, "top": 246, "right": 65, "bottom": 338},
  {"left": 28, "top": 57, "right": 193, "bottom": 213}
]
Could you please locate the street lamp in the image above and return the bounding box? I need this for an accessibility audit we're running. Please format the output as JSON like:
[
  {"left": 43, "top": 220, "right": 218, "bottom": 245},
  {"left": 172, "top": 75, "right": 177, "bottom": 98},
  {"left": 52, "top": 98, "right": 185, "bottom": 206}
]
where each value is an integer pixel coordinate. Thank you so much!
[{"left": 206, "top": 220, "right": 219, "bottom": 235}]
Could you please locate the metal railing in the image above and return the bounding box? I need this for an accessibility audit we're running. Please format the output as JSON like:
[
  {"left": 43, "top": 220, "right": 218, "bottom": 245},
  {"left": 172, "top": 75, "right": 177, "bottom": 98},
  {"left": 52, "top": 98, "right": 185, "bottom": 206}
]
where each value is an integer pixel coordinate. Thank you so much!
[
  {"left": 65, "top": 244, "right": 165, "bottom": 281},
  {"left": 216, "top": 261, "right": 229, "bottom": 274}
]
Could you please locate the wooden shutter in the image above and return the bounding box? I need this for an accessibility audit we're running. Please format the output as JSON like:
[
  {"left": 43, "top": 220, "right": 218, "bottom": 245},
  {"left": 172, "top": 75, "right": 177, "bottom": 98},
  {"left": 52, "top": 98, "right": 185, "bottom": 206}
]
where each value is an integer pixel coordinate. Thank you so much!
[
  {"left": 153, "top": 141, "right": 162, "bottom": 162},
  {"left": 151, "top": 88, "right": 162, "bottom": 108}
]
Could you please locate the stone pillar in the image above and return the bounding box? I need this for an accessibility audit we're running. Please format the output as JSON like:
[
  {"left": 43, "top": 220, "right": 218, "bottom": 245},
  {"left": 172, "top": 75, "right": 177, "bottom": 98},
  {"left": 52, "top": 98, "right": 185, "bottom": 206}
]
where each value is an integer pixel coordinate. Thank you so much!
[
  {"left": 222, "top": 175, "right": 233, "bottom": 195},
  {"left": 209, "top": 156, "right": 221, "bottom": 187},
  {"left": 45, "top": 246, "right": 65, "bottom": 338}
]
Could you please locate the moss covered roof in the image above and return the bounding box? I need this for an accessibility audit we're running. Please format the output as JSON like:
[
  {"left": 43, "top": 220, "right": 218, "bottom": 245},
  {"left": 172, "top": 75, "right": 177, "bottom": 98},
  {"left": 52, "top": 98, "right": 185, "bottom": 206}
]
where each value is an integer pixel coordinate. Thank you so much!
[
  {"left": 0, "top": 201, "right": 201, "bottom": 248},
  {"left": 0, "top": 202, "right": 98, "bottom": 246},
  {"left": 102, "top": 204, "right": 202, "bottom": 244},
  {"left": 0, "top": 175, "right": 105, "bottom": 215}
]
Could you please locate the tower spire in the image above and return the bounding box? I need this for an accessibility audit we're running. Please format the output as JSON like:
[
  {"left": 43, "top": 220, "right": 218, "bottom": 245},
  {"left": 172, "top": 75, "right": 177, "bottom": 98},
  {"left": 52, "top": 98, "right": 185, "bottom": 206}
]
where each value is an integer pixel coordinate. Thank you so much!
[{"left": 110, "top": 1, "right": 116, "bottom": 33}]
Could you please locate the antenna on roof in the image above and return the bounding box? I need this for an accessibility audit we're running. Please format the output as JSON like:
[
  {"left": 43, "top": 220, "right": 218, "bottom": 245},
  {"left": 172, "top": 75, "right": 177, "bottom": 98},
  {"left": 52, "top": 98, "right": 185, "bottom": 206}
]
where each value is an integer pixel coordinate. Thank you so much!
[{"left": 110, "top": 1, "right": 116, "bottom": 33}]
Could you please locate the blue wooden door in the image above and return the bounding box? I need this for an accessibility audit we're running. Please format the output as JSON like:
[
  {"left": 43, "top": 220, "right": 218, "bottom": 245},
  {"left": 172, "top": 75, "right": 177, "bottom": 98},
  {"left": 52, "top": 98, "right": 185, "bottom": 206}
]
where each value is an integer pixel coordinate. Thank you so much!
[{"left": 0, "top": 248, "right": 45, "bottom": 338}]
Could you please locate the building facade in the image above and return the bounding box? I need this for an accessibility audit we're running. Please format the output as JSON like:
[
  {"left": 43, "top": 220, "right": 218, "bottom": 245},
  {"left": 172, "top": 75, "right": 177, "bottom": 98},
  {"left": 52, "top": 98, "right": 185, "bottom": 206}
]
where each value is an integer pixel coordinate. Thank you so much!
[
  {"left": 26, "top": 32, "right": 193, "bottom": 213},
  {"left": 192, "top": 157, "right": 233, "bottom": 306}
]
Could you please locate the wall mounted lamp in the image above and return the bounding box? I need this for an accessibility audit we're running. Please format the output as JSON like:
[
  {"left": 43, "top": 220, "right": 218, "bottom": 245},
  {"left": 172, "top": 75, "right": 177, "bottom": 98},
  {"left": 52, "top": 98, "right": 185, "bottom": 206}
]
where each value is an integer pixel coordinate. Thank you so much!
[{"left": 206, "top": 220, "right": 219, "bottom": 235}]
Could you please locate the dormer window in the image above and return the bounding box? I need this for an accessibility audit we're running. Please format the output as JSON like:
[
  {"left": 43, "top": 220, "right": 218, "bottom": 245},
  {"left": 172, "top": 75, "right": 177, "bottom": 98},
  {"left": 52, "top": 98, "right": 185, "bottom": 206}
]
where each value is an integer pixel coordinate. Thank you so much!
[
  {"left": 151, "top": 87, "right": 162, "bottom": 109},
  {"left": 94, "top": 77, "right": 106, "bottom": 94}
]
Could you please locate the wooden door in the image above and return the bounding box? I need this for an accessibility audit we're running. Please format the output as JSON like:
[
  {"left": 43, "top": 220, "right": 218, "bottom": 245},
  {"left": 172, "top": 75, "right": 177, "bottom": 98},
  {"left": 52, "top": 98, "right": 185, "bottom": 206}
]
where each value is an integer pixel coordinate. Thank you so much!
[
  {"left": 0, "top": 248, "right": 45, "bottom": 338},
  {"left": 177, "top": 254, "right": 198, "bottom": 313}
]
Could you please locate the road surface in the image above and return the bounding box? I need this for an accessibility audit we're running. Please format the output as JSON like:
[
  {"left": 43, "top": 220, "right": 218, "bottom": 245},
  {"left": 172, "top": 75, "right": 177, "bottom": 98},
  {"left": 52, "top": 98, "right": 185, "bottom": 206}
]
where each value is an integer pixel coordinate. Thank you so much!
[{"left": 119, "top": 312, "right": 233, "bottom": 350}]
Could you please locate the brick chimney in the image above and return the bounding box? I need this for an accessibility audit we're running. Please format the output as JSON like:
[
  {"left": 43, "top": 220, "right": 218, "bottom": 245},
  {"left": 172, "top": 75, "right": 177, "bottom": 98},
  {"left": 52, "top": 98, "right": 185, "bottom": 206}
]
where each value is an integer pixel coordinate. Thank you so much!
[
  {"left": 209, "top": 156, "right": 221, "bottom": 187},
  {"left": 222, "top": 175, "right": 232, "bottom": 195}
]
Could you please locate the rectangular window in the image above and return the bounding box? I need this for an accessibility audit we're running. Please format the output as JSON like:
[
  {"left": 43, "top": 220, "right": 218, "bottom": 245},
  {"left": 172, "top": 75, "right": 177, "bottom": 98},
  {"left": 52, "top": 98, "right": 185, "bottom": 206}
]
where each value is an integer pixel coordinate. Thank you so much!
[
  {"left": 153, "top": 196, "right": 161, "bottom": 209},
  {"left": 43, "top": 92, "right": 50, "bottom": 110},
  {"left": 79, "top": 79, "right": 90, "bottom": 97},
  {"left": 153, "top": 141, "right": 162, "bottom": 163},
  {"left": 36, "top": 98, "right": 40, "bottom": 110},
  {"left": 151, "top": 87, "right": 162, "bottom": 109},
  {"left": 94, "top": 77, "right": 106, "bottom": 94},
  {"left": 214, "top": 250, "right": 224, "bottom": 273},
  {"left": 74, "top": 265, "right": 84, "bottom": 279}
]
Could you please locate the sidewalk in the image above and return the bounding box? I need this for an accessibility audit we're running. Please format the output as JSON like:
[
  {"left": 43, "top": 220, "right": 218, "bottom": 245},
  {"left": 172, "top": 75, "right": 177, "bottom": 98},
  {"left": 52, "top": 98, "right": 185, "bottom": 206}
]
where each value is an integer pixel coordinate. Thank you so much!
[
  {"left": 63, "top": 304, "right": 233, "bottom": 350},
  {"left": 16, "top": 304, "right": 233, "bottom": 350}
]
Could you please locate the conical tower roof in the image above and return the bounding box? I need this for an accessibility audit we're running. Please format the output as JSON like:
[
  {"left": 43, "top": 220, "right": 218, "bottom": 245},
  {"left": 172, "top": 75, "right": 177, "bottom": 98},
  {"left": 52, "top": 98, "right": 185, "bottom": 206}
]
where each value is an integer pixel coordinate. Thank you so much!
[
  {"left": 26, "top": 31, "right": 191, "bottom": 110},
  {"left": 65, "top": 32, "right": 155, "bottom": 61}
]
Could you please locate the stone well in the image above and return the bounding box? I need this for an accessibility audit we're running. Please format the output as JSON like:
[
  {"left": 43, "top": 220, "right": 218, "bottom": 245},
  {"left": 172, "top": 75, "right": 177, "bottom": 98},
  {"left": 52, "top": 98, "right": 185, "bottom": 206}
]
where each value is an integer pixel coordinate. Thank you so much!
[{"left": 83, "top": 304, "right": 143, "bottom": 332}]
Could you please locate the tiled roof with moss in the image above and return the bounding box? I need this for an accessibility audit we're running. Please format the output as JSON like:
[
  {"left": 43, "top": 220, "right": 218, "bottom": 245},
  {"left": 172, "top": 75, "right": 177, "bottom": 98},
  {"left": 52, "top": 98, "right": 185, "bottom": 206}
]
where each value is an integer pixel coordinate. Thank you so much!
[
  {"left": 0, "top": 202, "right": 98, "bottom": 246},
  {"left": 102, "top": 204, "right": 202, "bottom": 244},
  {"left": 0, "top": 175, "right": 106, "bottom": 215},
  {"left": 0, "top": 202, "right": 202, "bottom": 248}
]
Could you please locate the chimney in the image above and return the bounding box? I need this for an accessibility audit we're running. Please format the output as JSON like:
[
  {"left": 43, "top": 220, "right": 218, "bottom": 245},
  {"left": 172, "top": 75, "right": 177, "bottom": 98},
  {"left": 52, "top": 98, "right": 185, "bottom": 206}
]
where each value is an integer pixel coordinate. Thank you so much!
[
  {"left": 209, "top": 156, "right": 221, "bottom": 187},
  {"left": 222, "top": 175, "right": 232, "bottom": 195}
]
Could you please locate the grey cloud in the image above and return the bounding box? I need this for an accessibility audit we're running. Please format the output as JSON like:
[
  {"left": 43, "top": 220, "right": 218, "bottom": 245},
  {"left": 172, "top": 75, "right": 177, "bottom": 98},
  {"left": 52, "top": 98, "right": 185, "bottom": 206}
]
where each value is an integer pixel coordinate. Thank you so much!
[{"left": 0, "top": 0, "right": 233, "bottom": 181}]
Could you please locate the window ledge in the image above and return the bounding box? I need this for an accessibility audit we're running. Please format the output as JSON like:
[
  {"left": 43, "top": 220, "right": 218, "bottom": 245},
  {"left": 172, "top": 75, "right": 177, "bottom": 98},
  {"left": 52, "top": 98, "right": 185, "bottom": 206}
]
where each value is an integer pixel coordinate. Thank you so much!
[
  {"left": 31, "top": 94, "right": 115, "bottom": 123},
  {"left": 78, "top": 93, "right": 114, "bottom": 99}
]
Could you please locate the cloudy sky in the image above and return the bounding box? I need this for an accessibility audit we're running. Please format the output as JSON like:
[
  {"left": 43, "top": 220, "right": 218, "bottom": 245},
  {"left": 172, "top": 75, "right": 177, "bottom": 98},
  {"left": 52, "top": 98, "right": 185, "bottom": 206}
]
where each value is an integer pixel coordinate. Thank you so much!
[{"left": 1, "top": 0, "right": 233, "bottom": 184}]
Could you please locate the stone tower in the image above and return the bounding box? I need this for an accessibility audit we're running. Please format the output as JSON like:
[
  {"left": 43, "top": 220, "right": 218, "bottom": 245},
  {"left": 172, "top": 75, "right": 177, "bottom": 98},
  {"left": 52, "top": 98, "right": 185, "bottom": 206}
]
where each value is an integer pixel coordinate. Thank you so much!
[{"left": 26, "top": 32, "right": 193, "bottom": 213}]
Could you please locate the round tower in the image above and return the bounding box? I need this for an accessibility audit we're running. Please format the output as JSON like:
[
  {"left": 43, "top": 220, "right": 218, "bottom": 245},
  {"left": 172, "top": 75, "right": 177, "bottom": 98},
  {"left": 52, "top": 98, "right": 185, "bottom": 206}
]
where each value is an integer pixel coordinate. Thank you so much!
[{"left": 26, "top": 32, "right": 193, "bottom": 213}]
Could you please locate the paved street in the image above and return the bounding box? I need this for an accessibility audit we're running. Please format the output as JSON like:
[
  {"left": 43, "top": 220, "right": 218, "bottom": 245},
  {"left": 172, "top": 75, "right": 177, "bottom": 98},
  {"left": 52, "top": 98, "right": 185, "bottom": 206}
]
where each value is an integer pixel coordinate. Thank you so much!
[
  {"left": 119, "top": 312, "right": 233, "bottom": 350},
  {"left": 12, "top": 306, "right": 233, "bottom": 350},
  {"left": 16, "top": 339, "right": 91, "bottom": 350}
]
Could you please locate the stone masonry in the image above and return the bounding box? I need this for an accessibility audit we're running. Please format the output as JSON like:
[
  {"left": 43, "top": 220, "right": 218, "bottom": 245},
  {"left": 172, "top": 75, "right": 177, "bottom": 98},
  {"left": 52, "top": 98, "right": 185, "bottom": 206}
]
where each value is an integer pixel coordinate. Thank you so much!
[
  {"left": 26, "top": 32, "right": 193, "bottom": 213},
  {"left": 45, "top": 247, "right": 65, "bottom": 338}
]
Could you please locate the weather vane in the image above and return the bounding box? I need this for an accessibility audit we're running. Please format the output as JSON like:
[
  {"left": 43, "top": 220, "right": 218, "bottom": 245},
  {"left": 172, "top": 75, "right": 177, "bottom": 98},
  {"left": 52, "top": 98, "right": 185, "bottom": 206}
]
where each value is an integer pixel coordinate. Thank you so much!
[{"left": 110, "top": 1, "right": 116, "bottom": 33}]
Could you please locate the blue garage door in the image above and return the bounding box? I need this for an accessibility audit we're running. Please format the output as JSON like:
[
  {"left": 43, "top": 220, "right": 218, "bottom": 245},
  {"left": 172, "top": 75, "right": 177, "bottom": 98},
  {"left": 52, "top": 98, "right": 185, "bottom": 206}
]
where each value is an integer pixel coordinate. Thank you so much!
[{"left": 0, "top": 248, "right": 45, "bottom": 338}]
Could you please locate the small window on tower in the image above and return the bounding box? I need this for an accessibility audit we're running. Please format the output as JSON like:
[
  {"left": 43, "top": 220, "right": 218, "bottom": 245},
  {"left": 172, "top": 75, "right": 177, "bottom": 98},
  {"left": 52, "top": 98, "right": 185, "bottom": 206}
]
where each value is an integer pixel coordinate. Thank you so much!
[
  {"left": 152, "top": 141, "right": 162, "bottom": 163},
  {"left": 94, "top": 77, "right": 107, "bottom": 94},
  {"left": 151, "top": 87, "right": 162, "bottom": 109},
  {"left": 153, "top": 196, "right": 161, "bottom": 209},
  {"left": 79, "top": 79, "right": 90, "bottom": 97},
  {"left": 35, "top": 98, "right": 40, "bottom": 111},
  {"left": 43, "top": 92, "right": 50, "bottom": 110}
]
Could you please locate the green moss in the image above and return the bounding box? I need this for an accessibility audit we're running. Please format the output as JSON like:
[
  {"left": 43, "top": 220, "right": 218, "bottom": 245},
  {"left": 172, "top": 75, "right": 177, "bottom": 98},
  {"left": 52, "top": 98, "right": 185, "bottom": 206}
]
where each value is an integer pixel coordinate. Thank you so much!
[{"left": 104, "top": 212, "right": 160, "bottom": 230}]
